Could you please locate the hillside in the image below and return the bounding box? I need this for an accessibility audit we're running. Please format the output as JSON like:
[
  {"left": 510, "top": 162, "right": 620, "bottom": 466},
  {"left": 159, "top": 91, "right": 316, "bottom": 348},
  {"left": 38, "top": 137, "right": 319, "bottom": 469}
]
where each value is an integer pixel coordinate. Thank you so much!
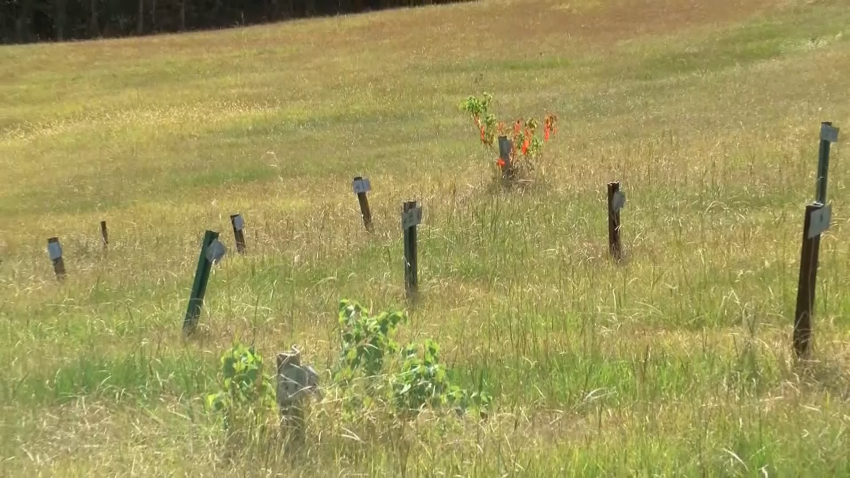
[{"left": 1, "top": 0, "right": 850, "bottom": 475}]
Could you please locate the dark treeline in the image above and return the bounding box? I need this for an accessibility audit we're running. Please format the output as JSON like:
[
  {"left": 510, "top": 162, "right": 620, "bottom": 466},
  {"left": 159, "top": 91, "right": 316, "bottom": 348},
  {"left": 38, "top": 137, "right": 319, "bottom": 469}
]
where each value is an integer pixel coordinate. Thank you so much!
[{"left": 1, "top": 0, "right": 464, "bottom": 44}]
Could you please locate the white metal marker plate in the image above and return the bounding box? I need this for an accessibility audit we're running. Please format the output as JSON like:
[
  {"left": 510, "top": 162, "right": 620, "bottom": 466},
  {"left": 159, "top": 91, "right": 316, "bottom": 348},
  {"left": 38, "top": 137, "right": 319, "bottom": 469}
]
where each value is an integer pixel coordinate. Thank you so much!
[
  {"left": 233, "top": 214, "right": 244, "bottom": 231},
  {"left": 353, "top": 178, "right": 371, "bottom": 194},
  {"left": 821, "top": 124, "right": 839, "bottom": 143},
  {"left": 402, "top": 206, "right": 423, "bottom": 230},
  {"left": 611, "top": 191, "right": 626, "bottom": 213},
  {"left": 47, "top": 241, "right": 62, "bottom": 260},
  {"left": 808, "top": 205, "right": 832, "bottom": 239},
  {"left": 206, "top": 239, "right": 227, "bottom": 264}
]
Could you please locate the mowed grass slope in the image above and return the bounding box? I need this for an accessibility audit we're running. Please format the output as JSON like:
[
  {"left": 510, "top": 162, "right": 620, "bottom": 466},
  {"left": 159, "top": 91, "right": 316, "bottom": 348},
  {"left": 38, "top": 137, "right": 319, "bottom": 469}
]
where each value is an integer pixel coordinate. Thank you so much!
[{"left": 2, "top": 0, "right": 850, "bottom": 475}]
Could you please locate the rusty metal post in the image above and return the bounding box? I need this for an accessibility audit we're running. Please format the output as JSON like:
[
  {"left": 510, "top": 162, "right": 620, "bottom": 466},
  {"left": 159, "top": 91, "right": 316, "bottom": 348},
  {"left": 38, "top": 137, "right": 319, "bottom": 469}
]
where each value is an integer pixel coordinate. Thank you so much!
[
  {"left": 100, "top": 220, "right": 108, "bottom": 251},
  {"left": 793, "top": 122, "right": 839, "bottom": 357},
  {"left": 230, "top": 214, "right": 246, "bottom": 254},
  {"left": 794, "top": 203, "right": 829, "bottom": 358},
  {"left": 47, "top": 237, "right": 66, "bottom": 281},
  {"left": 353, "top": 176, "right": 373, "bottom": 232}
]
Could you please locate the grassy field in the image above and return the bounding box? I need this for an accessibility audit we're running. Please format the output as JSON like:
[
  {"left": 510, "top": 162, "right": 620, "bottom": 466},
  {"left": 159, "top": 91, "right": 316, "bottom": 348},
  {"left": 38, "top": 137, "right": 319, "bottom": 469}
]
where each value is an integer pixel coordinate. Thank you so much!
[{"left": 2, "top": 0, "right": 850, "bottom": 475}]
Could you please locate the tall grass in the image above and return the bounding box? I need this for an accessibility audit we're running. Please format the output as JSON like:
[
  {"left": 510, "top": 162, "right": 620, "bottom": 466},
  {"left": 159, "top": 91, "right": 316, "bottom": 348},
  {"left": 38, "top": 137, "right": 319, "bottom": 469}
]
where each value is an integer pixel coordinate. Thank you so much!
[{"left": 1, "top": 0, "right": 850, "bottom": 475}]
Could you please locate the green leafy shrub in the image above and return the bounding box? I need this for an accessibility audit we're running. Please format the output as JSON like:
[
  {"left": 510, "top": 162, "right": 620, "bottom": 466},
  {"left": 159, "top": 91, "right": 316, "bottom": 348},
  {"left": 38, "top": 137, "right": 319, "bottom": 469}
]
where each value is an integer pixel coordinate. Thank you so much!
[
  {"left": 392, "top": 339, "right": 459, "bottom": 413},
  {"left": 335, "top": 298, "right": 405, "bottom": 383},
  {"left": 206, "top": 343, "right": 276, "bottom": 433},
  {"left": 204, "top": 300, "right": 494, "bottom": 448},
  {"left": 333, "top": 299, "right": 493, "bottom": 419},
  {"left": 393, "top": 339, "right": 492, "bottom": 417},
  {"left": 459, "top": 92, "right": 558, "bottom": 183}
]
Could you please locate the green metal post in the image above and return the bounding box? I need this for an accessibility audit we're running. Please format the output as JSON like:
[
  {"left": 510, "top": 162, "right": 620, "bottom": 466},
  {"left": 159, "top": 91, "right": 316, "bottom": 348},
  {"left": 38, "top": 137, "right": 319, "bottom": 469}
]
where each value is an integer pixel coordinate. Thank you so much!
[
  {"left": 403, "top": 201, "right": 420, "bottom": 297},
  {"left": 815, "top": 122, "right": 833, "bottom": 205},
  {"left": 183, "top": 230, "right": 219, "bottom": 333}
]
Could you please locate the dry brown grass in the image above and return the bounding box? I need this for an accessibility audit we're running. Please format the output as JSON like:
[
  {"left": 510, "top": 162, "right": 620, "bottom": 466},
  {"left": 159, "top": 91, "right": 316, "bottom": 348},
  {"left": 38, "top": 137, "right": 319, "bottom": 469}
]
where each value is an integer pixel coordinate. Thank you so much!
[{"left": 2, "top": 0, "right": 850, "bottom": 475}]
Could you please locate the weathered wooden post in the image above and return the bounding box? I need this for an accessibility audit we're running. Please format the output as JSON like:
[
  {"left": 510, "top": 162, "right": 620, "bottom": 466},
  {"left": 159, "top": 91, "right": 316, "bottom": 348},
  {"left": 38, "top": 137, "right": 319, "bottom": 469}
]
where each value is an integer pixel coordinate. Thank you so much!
[
  {"left": 275, "top": 346, "right": 319, "bottom": 444},
  {"left": 230, "top": 214, "right": 246, "bottom": 254},
  {"left": 47, "top": 237, "right": 66, "bottom": 281},
  {"left": 352, "top": 176, "right": 373, "bottom": 232},
  {"left": 100, "top": 220, "right": 108, "bottom": 251},
  {"left": 498, "top": 136, "right": 513, "bottom": 179},
  {"left": 402, "top": 201, "right": 422, "bottom": 298},
  {"left": 793, "top": 122, "right": 839, "bottom": 358},
  {"left": 183, "top": 230, "right": 226, "bottom": 333},
  {"left": 607, "top": 182, "right": 626, "bottom": 261}
]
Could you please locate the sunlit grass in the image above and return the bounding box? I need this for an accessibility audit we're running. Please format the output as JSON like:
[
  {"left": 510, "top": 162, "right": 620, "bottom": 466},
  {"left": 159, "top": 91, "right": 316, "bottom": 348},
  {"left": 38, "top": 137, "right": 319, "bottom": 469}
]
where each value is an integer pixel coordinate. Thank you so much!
[{"left": 1, "top": 0, "right": 850, "bottom": 475}]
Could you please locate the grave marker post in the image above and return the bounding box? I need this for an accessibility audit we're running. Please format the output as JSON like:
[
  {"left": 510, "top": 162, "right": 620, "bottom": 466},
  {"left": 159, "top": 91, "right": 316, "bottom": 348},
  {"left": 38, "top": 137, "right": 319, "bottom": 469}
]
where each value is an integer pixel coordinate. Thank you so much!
[
  {"left": 47, "top": 237, "right": 66, "bottom": 281},
  {"left": 607, "top": 182, "right": 626, "bottom": 261},
  {"left": 402, "top": 201, "right": 422, "bottom": 297},
  {"left": 353, "top": 177, "right": 373, "bottom": 232},
  {"left": 100, "top": 221, "right": 108, "bottom": 251},
  {"left": 183, "top": 230, "right": 226, "bottom": 333},
  {"left": 498, "top": 136, "right": 513, "bottom": 179},
  {"left": 793, "top": 122, "right": 839, "bottom": 358},
  {"left": 230, "top": 214, "right": 247, "bottom": 254}
]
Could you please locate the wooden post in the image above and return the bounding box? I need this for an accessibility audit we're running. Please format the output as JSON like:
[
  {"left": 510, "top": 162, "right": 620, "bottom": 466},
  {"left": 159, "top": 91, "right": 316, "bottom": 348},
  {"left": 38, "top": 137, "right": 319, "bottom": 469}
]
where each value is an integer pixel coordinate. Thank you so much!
[
  {"left": 100, "top": 220, "right": 108, "bottom": 251},
  {"left": 47, "top": 237, "right": 66, "bottom": 281},
  {"left": 352, "top": 176, "right": 373, "bottom": 232},
  {"left": 498, "top": 136, "right": 513, "bottom": 179},
  {"left": 183, "top": 230, "right": 224, "bottom": 333},
  {"left": 402, "top": 201, "right": 422, "bottom": 297},
  {"left": 607, "top": 182, "right": 625, "bottom": 261},
  {"left": 230, "top": 214, "right": 246, "bottom": 254},
  {"left": 276, "top": 348, "right": 305, "bottom": 443},
  {"left": 275, "top": 346, "right": 319, "bottom": 444}
]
